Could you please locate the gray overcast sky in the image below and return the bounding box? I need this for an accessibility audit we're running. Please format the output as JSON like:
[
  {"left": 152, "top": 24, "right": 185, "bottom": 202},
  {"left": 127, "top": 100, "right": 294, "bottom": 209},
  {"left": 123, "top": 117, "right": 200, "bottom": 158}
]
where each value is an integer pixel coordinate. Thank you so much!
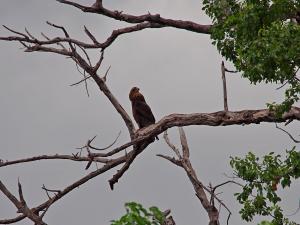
[{"left": 0, "top": 1, "right": 299, "bottom": 225}]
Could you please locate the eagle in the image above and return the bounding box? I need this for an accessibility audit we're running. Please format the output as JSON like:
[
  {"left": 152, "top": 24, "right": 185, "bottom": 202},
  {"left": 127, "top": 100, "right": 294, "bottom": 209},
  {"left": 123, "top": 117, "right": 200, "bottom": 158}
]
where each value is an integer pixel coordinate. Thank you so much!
[{"left": 129, "top": 87, "right": 158, "bottom": 140}]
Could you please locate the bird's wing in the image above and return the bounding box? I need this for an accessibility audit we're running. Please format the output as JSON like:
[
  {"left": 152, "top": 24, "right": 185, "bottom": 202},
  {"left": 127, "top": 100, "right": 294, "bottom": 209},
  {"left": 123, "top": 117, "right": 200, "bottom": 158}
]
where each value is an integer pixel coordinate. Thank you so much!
[{"left": 133, "top": 100, "right": 156, "bottom": 124}]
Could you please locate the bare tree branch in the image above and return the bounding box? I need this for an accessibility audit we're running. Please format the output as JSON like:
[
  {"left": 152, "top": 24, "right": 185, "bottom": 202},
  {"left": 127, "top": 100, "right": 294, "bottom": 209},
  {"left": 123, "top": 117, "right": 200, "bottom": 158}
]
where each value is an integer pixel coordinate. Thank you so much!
[
  {"left": 0, "top": 215, "right": 24, "bottom": 224},
  {"left": 108, "top": 139, "right": 153, "bottom": 190},
  {"left": 2, "top": 25, "right": 29, "bottom": 39},
  {"left": 42, "top": 184, "right": 61, "bottom": 196},
  {"left": 276, "top": 80, "right": 289, "bottom": 90},
  {"left": 160, "top": 128, "right": 232, "bottom": 225},
  {"left": 70, "top": 74, "right": 92, "bottom": 87},
  {"left": 1, "top": 22, "right": 163, "bottom": 51},
  {"left": 1, "top": 107, "right": 299, "bottom": 195},
  {"left": 84, "top": 25, "right": 100, "bottom": 45},
  {"left": 163, "top": 131, "right": 181, "bottom": 159},
  {"left": 221, "top": 61, "right": 229, "bottom": 112},
  {"left": 102, "top": 65, "right": 111, "bottom": 82},
  {"left": 156, "top": 154, "right": 182, "bottom": 166},
  {"left": 65, "top": 107, "right": 300, "bottom": 160},
  {"left": 1, "top": 154, "right": 127, "bottom": 224},
  {"left": 179, "top": 127, "right": 189, "bottom": 159},
  {"left": 88, "top": 131, "right": 121, "bottom": 151},
  {"left": 120, "top": 107, "right": 300, "bottom": 151},
  {"left": 275, "top": 123, "right": 300, "bottom": 143},
  {"left": 73, "top": 63, "right": 90, "bottom": 97},
  {"left": 224, "top": 68, "right": 238, "bottom": 73},
  {"left": 93, "top": 50, "right": 104, "bottom": 72},
  {"left": 0, "top": 154, "right": 109, "bottom": 168},
  {"left": 0, "top": 181, "right": 47, "bottom": 225},
  {"left": 1, "top": 25, "right": 136, "bottom": 138},
  {"left": 92, "top": 0, "right": 103, "bottom": 9},
  {"left": 56, "top": 0, "right": 212, "bottom": 34},
  {"left": 212, "top": 180, "right": 244, "bottom": 191}
]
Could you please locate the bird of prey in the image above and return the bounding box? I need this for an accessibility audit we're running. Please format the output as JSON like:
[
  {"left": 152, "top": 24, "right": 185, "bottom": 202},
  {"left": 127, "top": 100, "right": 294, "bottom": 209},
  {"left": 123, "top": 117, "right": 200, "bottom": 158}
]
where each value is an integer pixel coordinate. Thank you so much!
[{"left": 129, "top": 87, "right": 158, "bottom": 140}]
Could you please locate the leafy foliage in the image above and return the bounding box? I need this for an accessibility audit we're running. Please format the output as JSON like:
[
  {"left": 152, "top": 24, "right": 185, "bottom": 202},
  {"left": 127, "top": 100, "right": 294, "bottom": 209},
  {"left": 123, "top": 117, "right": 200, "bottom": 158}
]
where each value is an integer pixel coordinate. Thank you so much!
[
  {"left": 203, "top": 0, "right": 300, "bottom": 115},
  {"left": 230, "top": 148, "right": 300, "bottom": 225},
  {"left": 258, "top": 221, "right": 275, "bottom": 225},
  {"left": 111, "top": 202, "right": 166, "bottom": 225}
]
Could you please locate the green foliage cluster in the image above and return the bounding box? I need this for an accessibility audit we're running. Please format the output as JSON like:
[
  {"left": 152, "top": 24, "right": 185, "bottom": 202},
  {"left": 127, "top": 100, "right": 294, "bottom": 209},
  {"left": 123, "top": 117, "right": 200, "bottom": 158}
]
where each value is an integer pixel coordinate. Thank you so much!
[
  {"left": 111, "top": 202, "right": 165, "bottom": 225},
  {"left": 258, "top": 221, "right": 274, "bottom": 225},
  {"left": 203, "top": 0, "right": 300, "bottom": 115},
  {"left": 230, "top": 148, "right": 300, "bottom": 225}
]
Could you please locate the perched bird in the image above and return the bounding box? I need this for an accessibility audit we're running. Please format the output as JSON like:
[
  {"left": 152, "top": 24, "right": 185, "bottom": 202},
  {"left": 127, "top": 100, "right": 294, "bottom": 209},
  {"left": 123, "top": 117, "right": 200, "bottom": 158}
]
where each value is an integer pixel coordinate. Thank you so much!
[{"left": 129, "top": 87, "right": 158, "bottom": 140}]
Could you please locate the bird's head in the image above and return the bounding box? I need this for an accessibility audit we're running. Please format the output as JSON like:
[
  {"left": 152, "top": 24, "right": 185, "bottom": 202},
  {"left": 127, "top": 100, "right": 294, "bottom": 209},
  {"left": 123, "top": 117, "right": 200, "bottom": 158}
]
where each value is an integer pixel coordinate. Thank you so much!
[
  {"left": 131, "top": 87, "right": 139, "bottom": 92},
  {"left": 129, "top": 86, "right": 140, "bottom": 101}
]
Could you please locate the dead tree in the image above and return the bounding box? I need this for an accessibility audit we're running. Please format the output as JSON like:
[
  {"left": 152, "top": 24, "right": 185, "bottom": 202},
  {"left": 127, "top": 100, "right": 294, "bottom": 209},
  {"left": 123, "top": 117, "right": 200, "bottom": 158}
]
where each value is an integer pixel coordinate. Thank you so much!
[{"left": 0, "top": 1, "right": 300, "bottom": 225}]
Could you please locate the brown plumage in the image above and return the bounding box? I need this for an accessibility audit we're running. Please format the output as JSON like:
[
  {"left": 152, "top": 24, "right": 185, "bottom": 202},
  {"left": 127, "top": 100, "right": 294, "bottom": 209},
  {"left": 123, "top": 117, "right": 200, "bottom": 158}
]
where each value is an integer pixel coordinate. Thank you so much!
[{"left": 129, "top": 87, "right": 158, "bottom": 140}]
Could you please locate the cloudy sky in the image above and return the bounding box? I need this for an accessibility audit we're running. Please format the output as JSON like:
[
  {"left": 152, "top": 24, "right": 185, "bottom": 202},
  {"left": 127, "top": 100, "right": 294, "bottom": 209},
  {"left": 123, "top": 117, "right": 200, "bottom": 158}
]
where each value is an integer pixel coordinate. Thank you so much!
[{"left": 0, "top": 1, "right": 299, "bottom": 225}]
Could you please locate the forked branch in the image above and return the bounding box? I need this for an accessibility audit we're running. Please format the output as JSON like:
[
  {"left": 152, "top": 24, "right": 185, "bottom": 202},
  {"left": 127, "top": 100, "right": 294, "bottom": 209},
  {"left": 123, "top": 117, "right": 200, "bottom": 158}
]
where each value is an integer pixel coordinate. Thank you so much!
[
  {"left": 158, "top": 128, "right": 232, "bottom": 225},
  {"left": 0, "top": 180, "right": 47, "bottom": 225}
]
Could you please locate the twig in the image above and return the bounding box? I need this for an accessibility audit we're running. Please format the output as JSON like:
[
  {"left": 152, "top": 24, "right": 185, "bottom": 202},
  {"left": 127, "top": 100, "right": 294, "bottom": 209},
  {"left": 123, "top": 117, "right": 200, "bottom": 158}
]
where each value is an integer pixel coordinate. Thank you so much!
[
  {"left": 285, "top": 199, "right": 300, "bottom": 216},
  {"left": 24, "top": 28, "right": 36, "bottom": 40},
  {"left": 84, "top": 25, "right": 99, "bottom": 45},
  {"left": 73, "top": 63, "right": 90, "bottom": 97},
  {"left": 17, "top": 179, "right": 26, "bottom": 206},
  {"left": 84, "top": 132, "right": 121, "bottom": 170},
  {"left": 83, "top": 70, "right": 90, "bottom": 97},
  {"left": 275, "top": 123, "right": 300, "bottom": 143},
  {"left": 88, "top": 131, "right": 121, "bottom": 151},
  {"left": 103, "top": 65, "right": 111, "bottom": 82},
  {"left": 19, "top": 41, "right": 29, "bottom": 49},
  {"left": 224, "top": 68, "right": 238, "bottom": 73},
  {"left": 179, "top": 127, "right": 189, "bottom": 159},
  {"left": 221, "top": 61, "right": 229, "bottom": 112},
  {"left": 92, "top": 0, "right": 103, "bottom": 9},
  {"left": 276, "top": 80, "right": 289, "bottom": 90},
  {"left": 212, "top": 180, "right": 244, "bottom": 191},
  {"left": 46, "top": 21, "right": 77, "bottom": 55},
  {"left": 2, "top": 25, "right": 29, "bottom": 39},
  {"left": 42, "top": 185, "right": 61, "bottom": 195},
  {"left": 163, "top": 131, "right": 181, "bottom": 158},
  {"left": 70, "top": 73, "right": 92, "bottom": 86},
  {"left": 41, "top": 32, "right": 66, "bottom": 50},
  {"left": 93, "top": 50, "right": 104, "bottom": 72},
  {"left": 156, "top": 154, "right": 182, "bottom": 166},
  {"left": 78, "top": 45, "right": 92, "bottom": 66}
]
